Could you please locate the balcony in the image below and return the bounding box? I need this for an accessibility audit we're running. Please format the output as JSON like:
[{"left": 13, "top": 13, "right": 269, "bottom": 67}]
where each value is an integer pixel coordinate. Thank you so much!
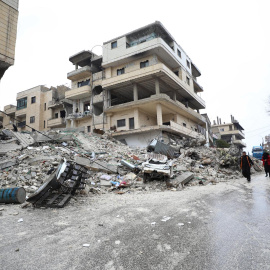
[
  {"left": 47, "top": 118, "right": 65, "bottom": 128},
  {"left": 16, "top": 107, "right": 27, "bottom": 117},
  {"left": 112, "top": 120, "right": 205, "bottom": 141},
  {"left": 66, "top": 111, "right": 92, "bottom": 120},
  {"left": 233, "top": 140, "right": 246, "bottom": 147},
  {"left": 18, "top": 121, "right": 26, "bottom": 128},
  {"left": 67, "top": 66, "right": 91, "bottom": 81},
  {"left": 220, "top": 129, "right": 245, "bottom": 139},
  {"left": 103, "top": 63, "right": 205, "bottom": 109},
  {"left": 5, "top": 106, "right": 16, "bottom": 115},
  {"left": 65, "top": 85, "right": 91, "bottom": 100},
  {"left": 193, "top": 79, "right": 203, "bottom": 92}
]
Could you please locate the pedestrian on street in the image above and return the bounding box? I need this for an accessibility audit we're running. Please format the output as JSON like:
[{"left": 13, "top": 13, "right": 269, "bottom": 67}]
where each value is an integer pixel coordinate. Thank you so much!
[
  {"left": 240, "top": 151, "right": 254, "bottom": 182},
  {"left": 262, "top": 151, "right": 270, "bottom": 177}
]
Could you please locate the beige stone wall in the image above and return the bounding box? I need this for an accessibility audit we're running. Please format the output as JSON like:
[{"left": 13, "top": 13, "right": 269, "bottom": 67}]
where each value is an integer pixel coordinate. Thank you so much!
[{"left": 0, "top": 0, "right": 18, "bottom": 66}]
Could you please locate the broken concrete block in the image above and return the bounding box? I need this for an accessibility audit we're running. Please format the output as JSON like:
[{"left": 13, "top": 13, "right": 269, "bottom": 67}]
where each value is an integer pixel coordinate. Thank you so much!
[{"left": 171, "top": 172, "right": 194, "bottom": 188}]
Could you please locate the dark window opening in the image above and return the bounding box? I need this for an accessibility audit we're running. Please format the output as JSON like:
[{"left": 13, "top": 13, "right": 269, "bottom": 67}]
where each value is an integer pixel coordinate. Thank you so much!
[
  {"left": 17, "top": 97, "right": 27, "bottom": 110},
  {"left": 140, "top": 60, "right": 149, "bottom": 68},
  {"left": 30, "top": 116, "right": 35, "bottom": 123},
  {"left": 183, "top": 123, "right": 186, "bottom": 127},
  {"left": 117, "top": 119, "right": 126, "bottom": 127},
  {"left": 117, "top": 68, "right": 125, "bottom": 76},
  {"left": 60, "top": 110, "right": 66, "bottom": 118},
  {"left": 186, "top": 76, "right": 190, "bottom": 85},
  {"left": 44, "top": 103, "right": 46, "bottom": 111},
  {"left": 84, "top": 102, "right": 90, "bottom": 112},
  {"left": 186, "top": 60, "right": 190, "bottom": 68},
  {"left": 78, "top": 79, "right": 90, "bottom": 88},
  {"left": 111, "top": 41, "right": 117, "bottom": 49},
  {"left": 163, "top": 122, "right": 170, "bottom": 126},
  {"left": 87, "top": 126, "right": 91, "bottom": 133},
  {"left": 129, "top": 118, "right": 134, "bottom": 129},
  {"left": 44, "top": 121, "right": 46, "bottom": 128},
  {"left": 174, "top": 71, "right": 179, "bottom": 76},
  {"left": 177, "top": 49, "right": 181, "bottom": 58},
  {"left": 55, "top": 113, "right": 59, "bottom": 119},
  {"left": 31, "top": 96, "right": 36, "bottom": 104}
]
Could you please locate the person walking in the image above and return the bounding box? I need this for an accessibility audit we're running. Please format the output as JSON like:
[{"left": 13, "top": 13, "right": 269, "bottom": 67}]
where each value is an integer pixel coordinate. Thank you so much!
[
  {"left": 240, "top": 151, "right": 254, "bottom": 182},
  {"left": 262, "top": 152, "right": 270, "bottom": 177}
]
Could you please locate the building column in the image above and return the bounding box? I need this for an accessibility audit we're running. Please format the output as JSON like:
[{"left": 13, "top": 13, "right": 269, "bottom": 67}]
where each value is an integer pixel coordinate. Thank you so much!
[
  {"left": 155, "top": 78, "right": 160, "bottom": 95},
  {"left": 156, "top": 103, "right": 163, "bottom": 126},
  {"left": 106, "top": 113, "right": 112, "bottom": 129},
  {"left": 133, "top": 84, "right": 138, "bottom": 101},
  {"left": 173, "top": 91, "right": 177, "bottom": 101},
  {"left": 134, "top": 108, "right": 140, "bottom": 129}
]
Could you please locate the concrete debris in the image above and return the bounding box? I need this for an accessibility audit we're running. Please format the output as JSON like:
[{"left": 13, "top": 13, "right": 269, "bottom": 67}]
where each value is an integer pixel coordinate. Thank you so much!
[{"left": 0, "top": 128, "right": 264, "bottom": 206}]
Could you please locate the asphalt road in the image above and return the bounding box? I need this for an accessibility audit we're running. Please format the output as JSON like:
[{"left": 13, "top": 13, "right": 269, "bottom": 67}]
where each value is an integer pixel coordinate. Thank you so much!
[{"left": 1, "top": 173, "right": 270, "bottom": 270}]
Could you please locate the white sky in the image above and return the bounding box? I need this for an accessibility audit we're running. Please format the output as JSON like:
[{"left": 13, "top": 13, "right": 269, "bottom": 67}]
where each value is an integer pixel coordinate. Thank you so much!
[{"left": 1, "top": 0, "right": 270, "bottom": 153}]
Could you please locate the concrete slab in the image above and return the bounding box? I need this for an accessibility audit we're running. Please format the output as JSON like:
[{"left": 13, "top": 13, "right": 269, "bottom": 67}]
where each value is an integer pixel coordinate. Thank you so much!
[
  {"left": 0, "top": 159, "right": 16, "bottom": 169},
  {"left": 172, "top": 172, "right": 194, "bottom": 187},
  {"left": 0, "top": 143, "right": 22, "bottom": 155}
]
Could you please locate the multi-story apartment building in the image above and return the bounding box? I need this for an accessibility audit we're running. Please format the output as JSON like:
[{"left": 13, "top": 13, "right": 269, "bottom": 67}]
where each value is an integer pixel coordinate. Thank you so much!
[
  {"left": 66, "top": 21, "right": 206, "bottom": 147},
  {"left": 0, "top": 0, "right": 19, "bottom": 79},
  {"left": 211, "top": 115, "right": 246, "bottom": 149},
  {"left": 1, "top": 85, "right": 71, "bottom": 131}
]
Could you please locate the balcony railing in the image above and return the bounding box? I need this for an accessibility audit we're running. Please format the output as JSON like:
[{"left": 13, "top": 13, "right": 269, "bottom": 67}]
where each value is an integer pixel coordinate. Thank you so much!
[
  {"left": 18, "top": 121, "right": 26, "bottom": 128},
  {"left": 66, "top": 111, "right": 92, "bottom": 120}
]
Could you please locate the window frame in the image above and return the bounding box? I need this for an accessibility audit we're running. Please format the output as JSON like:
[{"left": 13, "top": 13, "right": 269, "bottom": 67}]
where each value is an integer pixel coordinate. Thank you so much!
[
  {"left": 186, "top": 60, "right": 190, "bottom": 68},
  {"left": 117, "top": 68, "right": 125, "bottom": 76},
  {"left": 117, "top": 119, "right": 126, "bottom": 127},
  {"left": 111, "top": 41, "right": 117, "bottom": 49},
  {"left": 177, "top": 49, "right": 181, "bottom": 58},
  {"left": 186, "top": 76, "right": 190, "bottom": 85},
  {"left": 30, "top": 116, "right": 35, "bottom": 123},
  {"left": 31, "top": 96, "right": 36, "bottom": 104},
  {"left": 140, "top": 60, "right": 149, "bottom": 69}
]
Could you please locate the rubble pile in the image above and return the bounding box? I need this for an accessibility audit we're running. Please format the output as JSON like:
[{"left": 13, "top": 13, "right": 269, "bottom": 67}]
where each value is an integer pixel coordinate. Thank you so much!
[{"left": 0, "top": 129, "right": 263, "bottom": 203}]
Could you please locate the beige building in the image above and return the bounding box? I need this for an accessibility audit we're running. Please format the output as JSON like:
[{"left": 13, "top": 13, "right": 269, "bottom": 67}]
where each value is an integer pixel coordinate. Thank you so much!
[
  {"left": 1, "top": 85, "right": 71, "bottom": 131},
  {"left": 66, "top": 21, "right": 206, "bottom": 147},
  {"left": 211, "top": 115, "right": 246, "bottom": 149},
  {"left": 0, "top": 0, "right": 19, "bottom": 79}
]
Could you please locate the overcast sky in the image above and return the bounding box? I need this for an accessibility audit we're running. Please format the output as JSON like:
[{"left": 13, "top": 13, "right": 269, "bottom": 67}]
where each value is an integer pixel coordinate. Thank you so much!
[{"left": 1, "top": 0, "right": 269, "bottom": 153}]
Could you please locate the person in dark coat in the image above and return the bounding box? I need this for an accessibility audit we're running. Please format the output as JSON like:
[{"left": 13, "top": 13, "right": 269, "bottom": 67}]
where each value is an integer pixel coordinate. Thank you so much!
[
  {"left": 240, "top": 151, "right": 254, "bottom": 182},
  {"left": 262, "top": 152, "right": 270, "bottom": 177}
]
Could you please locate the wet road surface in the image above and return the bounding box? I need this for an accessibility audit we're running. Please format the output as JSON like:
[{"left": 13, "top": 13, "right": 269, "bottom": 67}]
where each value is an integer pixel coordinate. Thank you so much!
[{"left": 1, "top": 173, "right": 270, "bottom": 270}]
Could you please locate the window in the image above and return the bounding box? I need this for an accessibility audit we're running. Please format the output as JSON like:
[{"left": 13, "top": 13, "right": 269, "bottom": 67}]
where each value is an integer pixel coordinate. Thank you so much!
[
  {"left": 183, "top": 123, "right": 187, "bottom": 127},
  {"left": 220, "top": 128, "right": 224, "bottom": 132},
  {"left": 117, "top": 68, "right": 125, "bottom": 76},
  {"left": 55, "top": 113, "right": 59, "bottom": 119},
  {"left": 174, "top": 71, "right": 179, "bottom": 76},
  {"left": 117, "top": 119, "right": 126, "bottom": 127},
  {"left": 186, "top": 60, "right": 190, "bottom": 68},
  {"left": 44, "top": 103, "right": 46, "bottom": 111},
  {"left": 31, "top": 96, "right": 36, "bottom": 104},
  {"left": 140, "top": 60, "right": 149, "bottom": 68},
  {"left": 30, "top": 116, "right": 35, "bottom": 123},
  {"left": 17, "top": 97, "right": 27, "bottom": 110},
  {"left": 177, "top": 49, "right": 181, "bottom": 58},
  {"left": 78, "top": 79, "right": 90, "bottom": 88},
  {"left": 186, "top": 76, "right": 190, "bottom": 85},
  {"left": 111, "top": 41, "right": 117, "bottom": 49},
  {"left": 87, "top": 126, "right": 91, "bottom": 133},
  {"left": 44, "top": 121, "right": 46, "bottom": 128}
]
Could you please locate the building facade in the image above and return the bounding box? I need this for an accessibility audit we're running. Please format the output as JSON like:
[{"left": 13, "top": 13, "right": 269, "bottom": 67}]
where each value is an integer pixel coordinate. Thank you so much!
[
  {"left": 0, "top": 0, "right": 19, "bottom": 79},
  {"left": 1, "top": 85, "right": 71, "bottom": 131},
  {"left": 211, "top": 115, "right": 246, "bottom": 149},
  {"left": 66, "top": 21, "right": 206, "bottom": 147}
]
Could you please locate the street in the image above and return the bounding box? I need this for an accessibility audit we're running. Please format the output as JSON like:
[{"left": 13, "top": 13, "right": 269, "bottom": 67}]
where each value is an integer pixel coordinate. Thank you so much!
[{"left": 1, "top": 173, "right": 270, "bottom": 270}]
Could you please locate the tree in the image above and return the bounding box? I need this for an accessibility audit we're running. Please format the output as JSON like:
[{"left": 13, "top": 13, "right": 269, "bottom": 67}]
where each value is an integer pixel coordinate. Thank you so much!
[{"left": 216, "top": 139, "right": 230, "bottom": 148}]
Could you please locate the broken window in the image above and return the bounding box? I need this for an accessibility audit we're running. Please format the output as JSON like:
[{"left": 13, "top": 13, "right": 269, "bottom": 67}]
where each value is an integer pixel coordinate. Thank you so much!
[
  {"left": 177, "top": 49, "right": 181, "bottom": 58},
  {"left": 111, "top": 41, "right": 117, "bottom": 49},
  {"left": 31, "top": 96, "right": 36, "bottom": 104},
  {"left": 84, "top": 102, "right": 90, "bottom": 112},
  {"left": 117, "top": 119, "right": 126, "bottom": 127},
  {"left": 60, "top": 110, "right": 66, "bottom": 118},
  {"left": 17, "top": 97, "right": 27, "bottom": 110},
  {"left": 30, "top": 116, "right": 35, "bottom": 123},
  {"left": 186, "top": 60, "right": 190, "bottom": 68},
  {"left": 117, "top": 68, "right": 125, "bottom": 76},
  {"left": 140, "top": 60, "right": 149, "bottom": 68},
  {"left": 186, "top": 76, "right": 190, "bottom": 85},
  {"left": 77, "top": 79, "right": 90, "bottom": 88}
]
